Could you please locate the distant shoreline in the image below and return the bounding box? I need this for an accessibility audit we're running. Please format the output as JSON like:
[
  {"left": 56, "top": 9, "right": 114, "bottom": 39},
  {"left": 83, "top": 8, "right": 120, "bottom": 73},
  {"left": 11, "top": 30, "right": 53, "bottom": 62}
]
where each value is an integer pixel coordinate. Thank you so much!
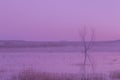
[
  {"left": 0, "top": 40, "right": 119, "bottom": 52},
  {"left": 0, "top": 40, "right": 120, "bottom": 47}
]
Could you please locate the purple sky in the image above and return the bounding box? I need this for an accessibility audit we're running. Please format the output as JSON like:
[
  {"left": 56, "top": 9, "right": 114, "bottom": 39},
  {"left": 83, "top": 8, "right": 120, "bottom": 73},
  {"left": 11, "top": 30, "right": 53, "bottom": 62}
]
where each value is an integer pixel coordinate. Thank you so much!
[{"left": 0, "top": 0, "right": 120, "bottom": 41}]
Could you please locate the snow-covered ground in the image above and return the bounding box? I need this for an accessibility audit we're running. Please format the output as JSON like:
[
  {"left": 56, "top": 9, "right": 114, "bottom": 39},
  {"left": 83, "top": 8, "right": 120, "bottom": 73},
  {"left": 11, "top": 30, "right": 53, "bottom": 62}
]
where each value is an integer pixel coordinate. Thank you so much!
[{"left": 0, "top": 49, "right": 120, "bottom": 79}]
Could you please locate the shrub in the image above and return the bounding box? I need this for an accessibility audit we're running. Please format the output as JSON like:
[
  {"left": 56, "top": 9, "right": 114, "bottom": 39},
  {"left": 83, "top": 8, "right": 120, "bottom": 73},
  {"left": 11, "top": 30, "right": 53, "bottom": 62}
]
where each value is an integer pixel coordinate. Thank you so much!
[{"left": 109, "top": 71, "right": 120, "bottom": 79}]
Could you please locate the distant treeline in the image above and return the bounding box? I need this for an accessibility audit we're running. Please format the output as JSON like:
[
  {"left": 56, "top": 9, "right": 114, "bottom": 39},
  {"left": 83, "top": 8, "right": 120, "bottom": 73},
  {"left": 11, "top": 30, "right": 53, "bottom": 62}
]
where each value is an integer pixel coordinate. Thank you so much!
[
  {"left": 0, "top": 41, "right": 81, "bottom": 48},
  {"left": 0, "top": 40, "right": 120, "bottom": 48}
]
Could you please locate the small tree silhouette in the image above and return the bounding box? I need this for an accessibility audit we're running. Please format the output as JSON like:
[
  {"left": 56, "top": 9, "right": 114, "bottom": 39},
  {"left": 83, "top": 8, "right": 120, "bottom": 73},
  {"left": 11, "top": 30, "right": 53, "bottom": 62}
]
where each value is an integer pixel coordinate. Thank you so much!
[{"left": 79, "top": 26, "right": 95, "bottom": 76}]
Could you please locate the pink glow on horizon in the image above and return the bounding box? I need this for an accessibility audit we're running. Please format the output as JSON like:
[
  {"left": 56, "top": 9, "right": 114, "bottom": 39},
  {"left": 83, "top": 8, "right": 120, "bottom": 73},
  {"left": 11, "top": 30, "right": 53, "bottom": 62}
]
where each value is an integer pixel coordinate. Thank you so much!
[{"left": 0, "top": 0, "right": 120, "bottom": 41}]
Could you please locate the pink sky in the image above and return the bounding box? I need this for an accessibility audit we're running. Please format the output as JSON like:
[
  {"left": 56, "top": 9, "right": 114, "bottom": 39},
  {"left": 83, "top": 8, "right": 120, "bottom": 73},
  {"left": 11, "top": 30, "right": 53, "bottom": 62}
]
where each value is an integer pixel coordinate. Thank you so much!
[{"left": 0, "top": 0, "right": 120, "bottom": 41}]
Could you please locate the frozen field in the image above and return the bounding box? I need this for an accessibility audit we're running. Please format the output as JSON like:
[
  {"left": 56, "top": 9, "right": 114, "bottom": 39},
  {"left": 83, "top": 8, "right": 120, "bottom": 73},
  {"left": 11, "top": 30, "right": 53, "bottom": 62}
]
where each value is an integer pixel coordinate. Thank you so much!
[{"left": 0, "top": 49, "right": 120, "bottom": 79}]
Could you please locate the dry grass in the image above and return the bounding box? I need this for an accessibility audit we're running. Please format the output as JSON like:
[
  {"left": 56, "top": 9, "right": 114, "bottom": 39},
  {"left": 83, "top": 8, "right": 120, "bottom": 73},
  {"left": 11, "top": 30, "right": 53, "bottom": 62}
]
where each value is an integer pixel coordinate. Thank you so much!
[
  {"left": 109, "top": 71, "right": 120, "bottom": 80},
  {"left": 11, "top": 69, "right": 74, "bottom": 80},
  {"left": 79, "top": 73, "right": 107, "bottom": 80},
  {"left": 11, "top": 69, "right": 108, "bottom": 80}
]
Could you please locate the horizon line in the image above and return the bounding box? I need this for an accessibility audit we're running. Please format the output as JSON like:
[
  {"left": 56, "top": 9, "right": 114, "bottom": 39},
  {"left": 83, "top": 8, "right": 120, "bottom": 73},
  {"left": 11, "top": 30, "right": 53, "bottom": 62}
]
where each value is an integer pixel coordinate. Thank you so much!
[{"left": 0, "top": 39, "right": 119, "bottom": 42}]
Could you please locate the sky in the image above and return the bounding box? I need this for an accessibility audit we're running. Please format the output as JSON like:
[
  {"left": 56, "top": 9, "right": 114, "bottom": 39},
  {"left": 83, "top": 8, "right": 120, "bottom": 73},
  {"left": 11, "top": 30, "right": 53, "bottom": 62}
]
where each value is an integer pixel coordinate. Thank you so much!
[{"left": 0, "top": 0, "right": 120, "bottom": 41}]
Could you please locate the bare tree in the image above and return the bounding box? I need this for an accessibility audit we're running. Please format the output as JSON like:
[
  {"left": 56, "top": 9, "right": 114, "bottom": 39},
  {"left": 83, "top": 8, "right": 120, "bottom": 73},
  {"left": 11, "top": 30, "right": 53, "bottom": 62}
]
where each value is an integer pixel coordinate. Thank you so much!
[{"left": 79, "top": 26, "right": 95, "bottom": 75}]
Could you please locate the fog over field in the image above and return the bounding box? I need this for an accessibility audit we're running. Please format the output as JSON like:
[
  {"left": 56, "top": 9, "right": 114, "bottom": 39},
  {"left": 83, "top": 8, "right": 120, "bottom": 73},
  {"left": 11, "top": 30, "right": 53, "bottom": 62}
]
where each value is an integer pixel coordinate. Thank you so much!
[
  {"left": 0, "top": 40, "right": 119, "bottom": 80},
  {"left": 1, "top": 0, "right": 120, "bottom": 79}
]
